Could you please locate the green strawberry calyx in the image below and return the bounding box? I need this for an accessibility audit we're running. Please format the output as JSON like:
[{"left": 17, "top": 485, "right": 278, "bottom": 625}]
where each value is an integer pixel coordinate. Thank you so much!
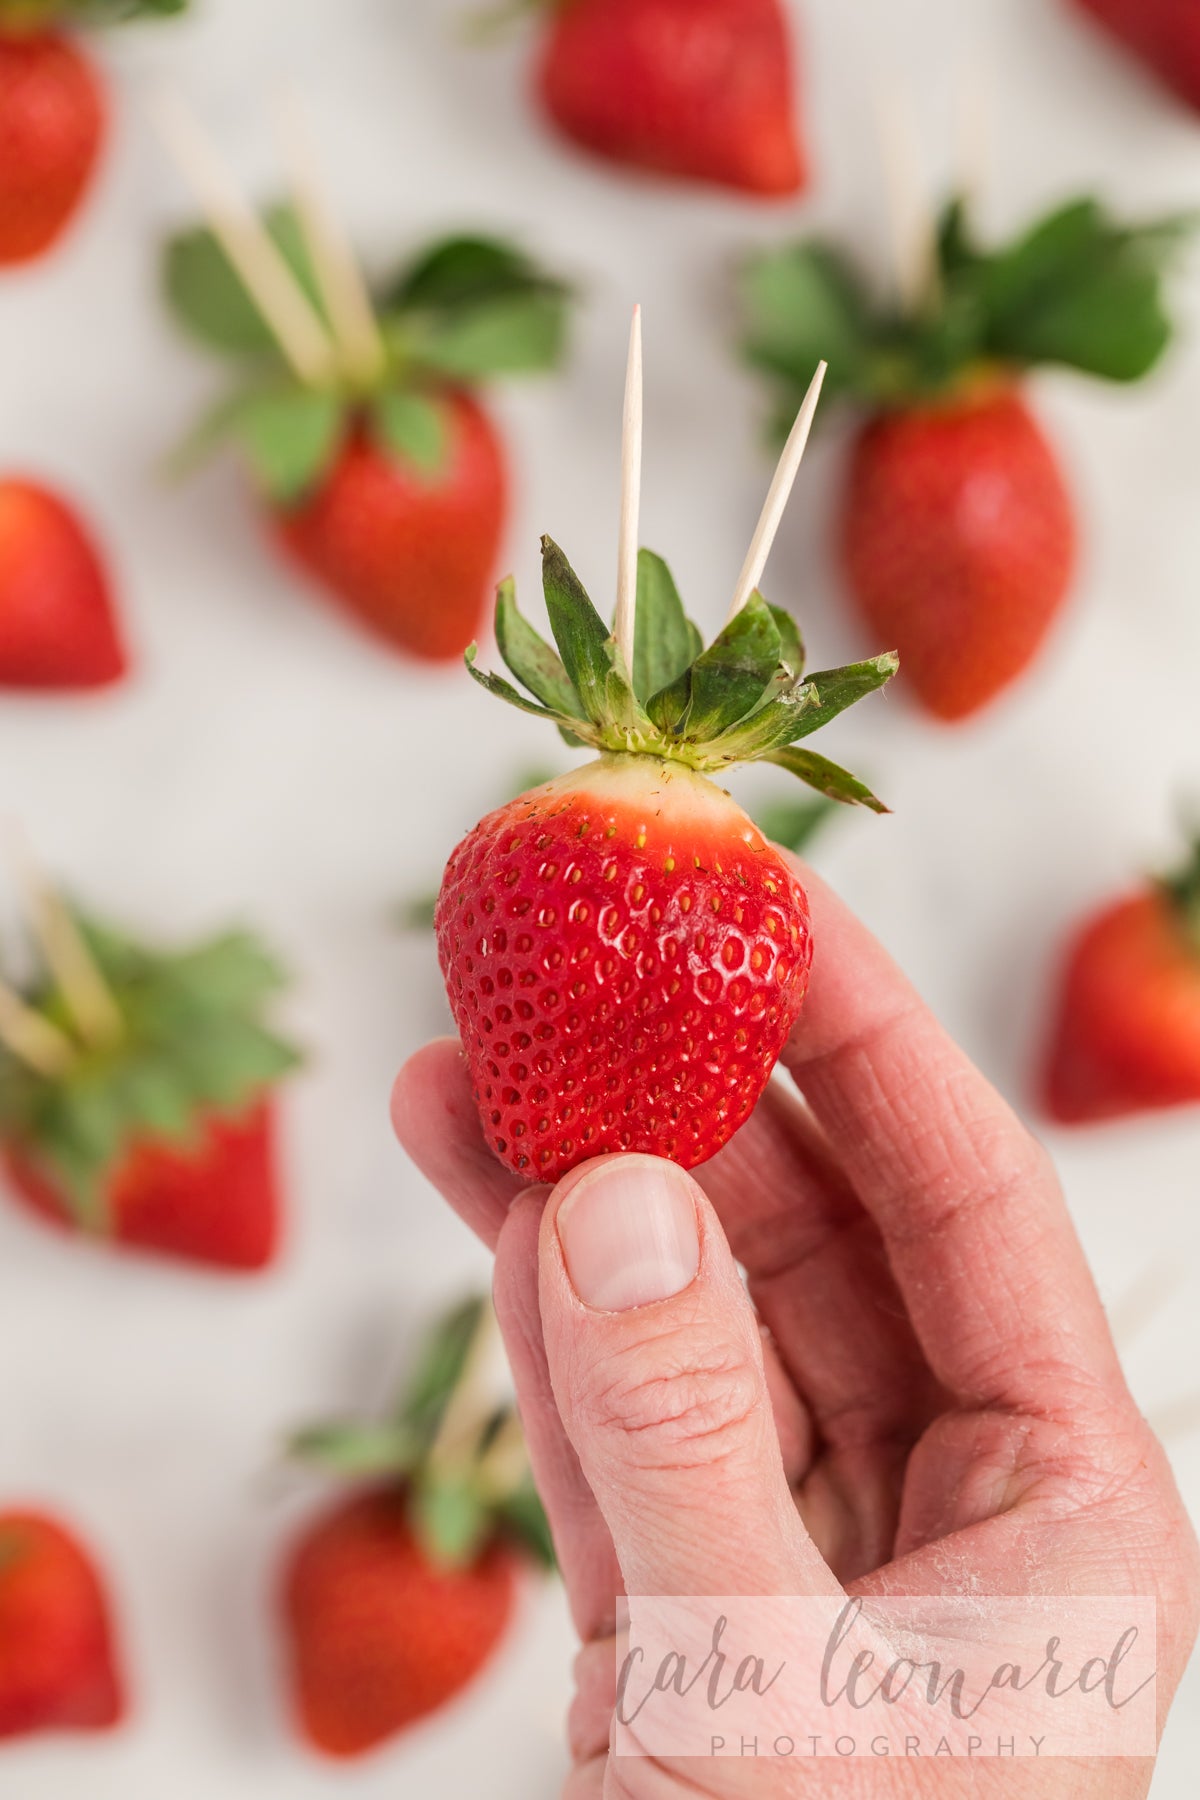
[
  {"left": 467, "top": 536, "right": 897, "bottom": 811},
  {"left": 290, "top": 1295, "right": 555, "bottom": 1573},
  {"left": 1161, "top": 836, "right": 1200, "bottom": 956},
  {"left": 741, "top": 195, "right": 1196, "bottom": 430},
  {"left": 163, "top": 211, "right": 573, "bottom": 507},
  {"left": 0, "top": 0, "right": 187, "bottom": 30},
  {"left": 0, "top": 911, "right": 299, "bottom": 1232}
]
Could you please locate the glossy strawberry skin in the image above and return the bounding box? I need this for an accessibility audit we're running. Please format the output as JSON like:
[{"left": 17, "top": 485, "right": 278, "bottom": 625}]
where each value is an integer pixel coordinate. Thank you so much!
[
  {"left": 282, "top": 1489, "right": 517, "bottom": 1758},
  {"left": 273, "top": 395, "right": 507, "bottom": 663},
  {"left": 438, "top": 758, "right": 812, "bottom": 1182},
  {"left": 838, "top": 387, "right": 1077, "bottom": 723},
  {"left": 0, "top": 1512, "right": 124, "bottom": 1739},
  {"left": 0, "top": 478, "right": 127, "bottom": 689},
  {"left": 1074, "top": 0, "right": 1200, "bottom": 110},
  {"left": 4, "top": 1098, "right": 281, "bottom": 1271},
  {"left": 536, "top": 0, "right": 805, "bottom": 197},
  {"left": 1042, "top": 892, "right": 1200, "bottom": 1124},
  {"left": 0, "top": 30, "right": 104, "bottom": 266}
]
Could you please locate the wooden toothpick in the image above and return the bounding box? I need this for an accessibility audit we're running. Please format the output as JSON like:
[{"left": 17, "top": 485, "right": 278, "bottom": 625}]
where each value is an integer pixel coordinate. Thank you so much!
[
  {"left": 7, "top": 837, "right": 123, "bottom": 1053},
  {"left": 726, "top": 360, "right": 826, "bottom": 625},
  {"left": 874, "top": 77, "right": 940, "bottom": 314},
  {"left": 613, "top": 304, "right": 643, "bottom": 677},
  {"left": 274, "top": 90, "right": 387, "bottom": 387},
  {"left": 150, "top": 91, "right": 337, "bottom": 388},
  {"left": 0, "top": 981, "right": 76, "bottom": 1080}
]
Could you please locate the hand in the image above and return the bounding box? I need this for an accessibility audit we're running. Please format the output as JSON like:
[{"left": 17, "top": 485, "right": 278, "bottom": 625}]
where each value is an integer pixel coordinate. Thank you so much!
[{"left": 393, "top": 863, "right": 1199, "bottom": 1797}]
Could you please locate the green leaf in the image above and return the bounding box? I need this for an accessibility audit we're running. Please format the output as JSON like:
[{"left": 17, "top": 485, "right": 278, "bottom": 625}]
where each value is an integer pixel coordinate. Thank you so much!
[
  {"left": 495, "top": 1476, "right": 556, "bottom": 1570},
  {"left": 369, "top": 389, "right": 449, "bottom": 476},
  {"left": 396, "top": 1295, "right": 487, "bottom": 1445},
  {"left": 540, "top": 537, "right": 638, "bottom": 730},
  {"left": 389, "top": 235, "right": 544, "bottom": 310},
  {"left": 162, "top": 203, "right": 323, "bottom": 359},
  {"left": 385, "top": 234, "right": 571, "bottom": 380},
  {"left": 162, "top": 932, "right": 290, "bottom": 1012},
  {"left": 676, "top": 593, "right": 783, "bottom": 740},
  {"left": 465, "top": 647, "right": 578, "bottom": 727},
  {"left": 412, "top": 1471, "right": 490, "bottom": 1569},
  {"left": 495, "top": 578, "right": 583, "bottom": 716},
  {"left": 767, "top": 746, "right": 890, "bottom": 813},
  {"left": 631, "top": 550, "right": 701, "bottom": 705},
  {"left": 166, "top": 1018, "right": 298, "bottom": 1110},
  {"left": 289, "top": 1421, "right": 418, "bottom": 1478},
  {"left": 750, "top": 792, "right": 837, "bottom": 854},
  {"left": 976, "top": 198, "right": 1191, "bottom": 382},
  {"left": 788, "top": 653, "right": 899, "bottom": 742},
  {"left": 234, "top": 389, "right": 344, "bottom": 504},
  {"left": 768, "top": 605, "right": 805, "bottom": 677},
  {"left": 740, "top": 242, "right": 873, "bottom": 405}
]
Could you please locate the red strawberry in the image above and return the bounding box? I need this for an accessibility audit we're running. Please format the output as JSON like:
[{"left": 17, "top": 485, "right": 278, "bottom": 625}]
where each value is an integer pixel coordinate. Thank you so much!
[
  {"left": 839, "top": 387, "right": 1076, "bottom": 722},
  {"left": 283, "top": 1296, "right": 554, "bottom": 1757},
  {"left": 534, "top": 0, "right": 805, "bottom": 197},
  {"left": 1042, "top": 842, "right": 1200, "bottom": 1124},
  {"left": 0, "top": 28, "right": 104, "bottom": 266},
  {"left": 0, "top": 478, "right": 127, "bottom": 689},
  {"left": 0, "top": 1511, "right": 124, "bottom": 1739},
  {"left": 274, "top": 400, "right": 506, "bottom": 662},
  {"left": 5, "top": 1098, "right": 280, "bottom": 1271},
  {"left": 1073, "top": 0, "right": 1200, "bottom": 111},
  {"left": 437, "top": 539, "right": 894, "bottom": 1183},
  {"left": 740, "top": 197, "right": 1188, "bottom": 720},
  {"left": 163, "top": 212, "right": 571, "bottom": 663},
  {"left": 284, "top": 1490, "right": 518, "bottom": 1757},
  {"left": 0, "top": 892, "right": 299, "bottom": 1272}
]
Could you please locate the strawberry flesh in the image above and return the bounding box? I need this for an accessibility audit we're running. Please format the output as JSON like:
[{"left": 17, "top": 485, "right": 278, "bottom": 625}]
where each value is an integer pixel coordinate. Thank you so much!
[
  {"left": 4, "top": 1098, "right": 281, "bottom": 1271},
  {"left": 839, "top": 387, "right": 1077, "bottom": 722},
  {"left": 1043, "top": 891, "right": 1200, "bottom": 1123},
  {"left": 0, "top": 478, "right": 128, "bottom": 689},
  {"left": 537, "top": 0, "right": 805, "bottom": 197},
  {"left": 282, "top": 1488, "right": 517, "bottom": 1757},
  {"left": 0, "top": 1512, "right": 124, "bottom": 1739},
  {"left": 438, "top": 756, "right": 812, "bottom": 1182},
  {"left": 273, "top": 397, "right": 506, "bottom": 663},
  {"left": 0, "top": 30, "right": 104, "bottom": 266}
]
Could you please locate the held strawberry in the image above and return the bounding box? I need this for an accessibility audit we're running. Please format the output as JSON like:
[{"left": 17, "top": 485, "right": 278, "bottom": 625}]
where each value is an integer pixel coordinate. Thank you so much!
[
  {"left": 0, "top": 870, "right": 299, "bottom": 1271},
  {"left": 159, "top": 119, "right": 571, "bottom": 662},
  {"left": 1072, "top": 0, "right": 1200, "bottom": 113},
  {"left": 1042, "top": 837, "right": 1200, "bottom": 1125},
  {"left": 0, "top": 477, "right": 128, "bottom": 688},
  {"left": 282, "top": 1297, "right": 553, "bottom": 1758},
  {"left": 739, "top": 196, "right": 1191, "bottom": 720},
  {"left": 438, "top": 334, "right": 896, "bottom": 1183},
  {"left": 0, "top": 0, "right": 187, "bottom": 268},
  {"left": 0, "top": 1510, "right": 125, "bottom": 1738},
  {"left": 524, "top": 0, "right": 807, "bottom": 197}
]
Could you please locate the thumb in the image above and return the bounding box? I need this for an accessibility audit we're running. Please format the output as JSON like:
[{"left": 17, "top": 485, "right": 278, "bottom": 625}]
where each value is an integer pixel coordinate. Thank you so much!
[{"left": 538, "top": 1153, "right": 837, "bottom": 1600}]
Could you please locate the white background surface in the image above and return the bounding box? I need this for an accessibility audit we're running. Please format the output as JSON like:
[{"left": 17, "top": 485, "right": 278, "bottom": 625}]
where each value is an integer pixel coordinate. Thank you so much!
[{"left": 1, "top": 0, "right": 1199, "bottom": 1792}]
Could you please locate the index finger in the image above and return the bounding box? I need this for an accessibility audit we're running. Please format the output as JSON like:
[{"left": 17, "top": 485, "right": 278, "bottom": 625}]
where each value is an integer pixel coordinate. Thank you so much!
[{"left": 779, "top": 860, "right": 1123, "bottom": 1416}]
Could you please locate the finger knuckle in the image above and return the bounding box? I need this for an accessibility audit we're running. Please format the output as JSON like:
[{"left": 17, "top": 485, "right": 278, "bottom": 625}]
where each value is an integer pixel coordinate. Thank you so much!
[{"left": 581, "top": 1325, "right": 763, "bottom": 1473}]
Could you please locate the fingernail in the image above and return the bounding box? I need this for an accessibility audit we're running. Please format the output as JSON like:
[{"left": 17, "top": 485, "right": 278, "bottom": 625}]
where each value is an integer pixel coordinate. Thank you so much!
[{"left": 556, "top": 1157, "right": 701, "bottom": 1312}]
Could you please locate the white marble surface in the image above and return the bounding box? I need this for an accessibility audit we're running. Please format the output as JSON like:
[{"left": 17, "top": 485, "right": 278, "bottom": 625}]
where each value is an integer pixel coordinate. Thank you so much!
[{"left": 0, "top": 0, "right": 1198, "bottom": 1792}]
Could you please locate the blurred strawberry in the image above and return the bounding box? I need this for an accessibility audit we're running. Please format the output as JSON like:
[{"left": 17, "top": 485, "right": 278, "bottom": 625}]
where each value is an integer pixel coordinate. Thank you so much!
[
  {"left": 0, "top": 1, "right": 188, "bottom": 267},
  {"left": 529, "top": 0, "right": 806, "bottom": 197},
  {"left": 283, "top": 1297, "right": 553, "bottom": 1757},
  {"left": 0, "top": 1510, "right": 124, "bottom": 1739},
  {"left": 740, "top": 197, "right": 1190, "bottom": 720},
  {"left": 163, "top": 208, "right": 571, "bottom": 661},
  {"left": 0, "top": 880, "right": 299, "bottom": 1271},
  {"left": 0, "top": 478, "right": 128, "bottom": 688},
  {"left": 1072, "top": 0, "right": 1200, "bottom": 112},
  {"left": 1043, "top": 837, "right": 1200, "bottom": 1124}
]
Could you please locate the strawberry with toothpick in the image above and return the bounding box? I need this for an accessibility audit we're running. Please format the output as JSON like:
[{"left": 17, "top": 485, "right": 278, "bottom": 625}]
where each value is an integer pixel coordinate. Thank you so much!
[
  {"left": 740, "top": 193, "right": 1190, "bottom": 721},
  {"left": 0, "top": 0, "right": 187, "bottom": 268},
  {"left": 437, "top": 319, "right": 896, "bottom": 1182},
  {"left": 0, "top": 860, "right": 299, "bottom": 1271},
  {"left": 282, "top": 1296, "right": 553, "bottom": 1758},
  {"left": 157, "top": 101, "right": 572, "bottom": 663}
]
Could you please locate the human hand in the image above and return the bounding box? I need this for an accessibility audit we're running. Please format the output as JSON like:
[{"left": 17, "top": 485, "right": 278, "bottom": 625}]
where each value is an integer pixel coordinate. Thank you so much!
[{"left": 393, "top": 863, "right": 1199, "bottom": 1797}]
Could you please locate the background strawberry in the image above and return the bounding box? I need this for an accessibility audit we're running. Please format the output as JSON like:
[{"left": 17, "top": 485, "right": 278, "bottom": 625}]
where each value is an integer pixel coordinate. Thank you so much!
[
  {"left": 530, "top": 0, "right": 805, "bottom": 197},
  {"left": 283, "top": 1297, "right": 553, "bottom": 1758},
  {"left": 1072, "top": 0, "right": 1200, "bottom": 112},
  {"left": 0, "top": 884, "right": 299, "bottom": 1270},
  {"left": 740, "top": 196, "right": 1189, "bottom": 720},
  {"left": 0, "top": 1510, "right": 124, "bottom": 1738},
  {"left": 163, "top": 210, "right": 571, "bottom": 661},
  {"left": 438, "top": 537, "right": 895, "bottom": 1183},
  {"left": 1042, "top": 837, "right": 1200, "bottom": 1124},
  {"left": 0, "top": 477, "right": 128, "bottom": 688}
]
